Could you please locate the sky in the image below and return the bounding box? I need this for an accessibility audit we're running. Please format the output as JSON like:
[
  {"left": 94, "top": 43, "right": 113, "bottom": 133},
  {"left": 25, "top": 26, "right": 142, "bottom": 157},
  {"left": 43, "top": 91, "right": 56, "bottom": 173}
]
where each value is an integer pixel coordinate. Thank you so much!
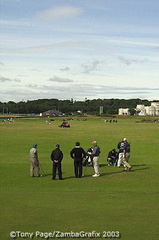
[{"left": 0, "top": 0, "right": 159, "bottom": 102}]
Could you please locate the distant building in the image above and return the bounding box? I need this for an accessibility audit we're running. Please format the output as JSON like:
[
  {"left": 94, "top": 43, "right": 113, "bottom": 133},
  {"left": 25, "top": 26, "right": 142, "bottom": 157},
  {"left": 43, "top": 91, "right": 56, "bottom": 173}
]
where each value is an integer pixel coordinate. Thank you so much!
[
  {"left": 135, "top": 102, "right": 159, "bottom": 116},
  {"left": 136, "top": 104, "right": 146, "bottom": 116},
  {"left": 118, "top": 108, "right": 130, "bottom": 115},
  {"left": 118, "top": 102, "right": 159, "bottom": 116},
  {"left": 40, "top": 110, "right": 64, "bottom": 117}
]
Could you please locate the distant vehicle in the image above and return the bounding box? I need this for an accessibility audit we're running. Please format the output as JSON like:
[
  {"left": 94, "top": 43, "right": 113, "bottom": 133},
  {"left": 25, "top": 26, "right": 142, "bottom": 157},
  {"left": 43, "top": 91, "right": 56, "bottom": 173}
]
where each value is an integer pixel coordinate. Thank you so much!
[{"left": 58, "top": 122, "right": 70, "bottom": 128}]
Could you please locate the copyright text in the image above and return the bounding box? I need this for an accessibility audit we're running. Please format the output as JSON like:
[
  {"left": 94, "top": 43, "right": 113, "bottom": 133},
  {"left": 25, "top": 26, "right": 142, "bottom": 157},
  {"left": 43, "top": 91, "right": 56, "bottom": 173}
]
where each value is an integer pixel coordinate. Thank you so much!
[{"left": 10, "top": 230, "right": 121, "bottom": 239}]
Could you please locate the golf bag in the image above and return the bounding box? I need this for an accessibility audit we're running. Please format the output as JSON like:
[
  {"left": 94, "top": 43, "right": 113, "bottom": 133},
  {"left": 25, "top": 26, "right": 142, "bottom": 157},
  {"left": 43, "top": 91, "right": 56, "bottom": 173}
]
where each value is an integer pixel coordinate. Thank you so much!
[{"left": 83, "top": 147, "right": 93, "bottom": 166}]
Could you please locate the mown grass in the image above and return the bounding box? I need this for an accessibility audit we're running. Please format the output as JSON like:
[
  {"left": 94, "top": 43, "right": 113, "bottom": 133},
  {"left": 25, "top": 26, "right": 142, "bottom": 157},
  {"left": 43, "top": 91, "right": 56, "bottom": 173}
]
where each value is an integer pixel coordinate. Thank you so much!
[{"left": 0, "top": 116, "right": 159, "bottom": 240}]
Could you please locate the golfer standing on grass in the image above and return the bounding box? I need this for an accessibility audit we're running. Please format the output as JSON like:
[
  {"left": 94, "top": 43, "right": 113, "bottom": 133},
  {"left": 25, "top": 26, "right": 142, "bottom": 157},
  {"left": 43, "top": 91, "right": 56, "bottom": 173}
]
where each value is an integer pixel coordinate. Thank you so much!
[
  {"left": 70, "top": 142, "right": 86, "bottom": 178},
  {"left": 29, "top": 143, "right": 41, "bottom": 177},
  {"left": 51, "top": 144, "right": 63, "bottom": 180},
  {"left": 90, "top": 141, "right": 100, "bottom": 177}
]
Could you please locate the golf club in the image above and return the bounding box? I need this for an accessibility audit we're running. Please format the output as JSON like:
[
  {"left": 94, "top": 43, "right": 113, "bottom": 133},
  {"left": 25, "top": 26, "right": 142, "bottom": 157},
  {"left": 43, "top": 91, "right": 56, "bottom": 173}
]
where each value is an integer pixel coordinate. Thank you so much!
[{"left": 39, "top": 162, "right": 46, "bottom": 176}]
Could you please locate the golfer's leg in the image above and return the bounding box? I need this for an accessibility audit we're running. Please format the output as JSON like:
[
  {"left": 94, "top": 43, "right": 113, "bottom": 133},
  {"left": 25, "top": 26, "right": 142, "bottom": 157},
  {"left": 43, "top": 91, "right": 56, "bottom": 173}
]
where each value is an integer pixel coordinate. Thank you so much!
[
  {"left": 117, "top": 153, "right": 122, "bottom": 167},
  {"left": 122, "top": 159, "right": 131, "bottom": 169},
  {"left": 58, "top": 163, "right": 62, "bottom": 179},
  {"left": 93, "top": 157, "right": 100, "bottom": 175},
  {"left": 79, "top": 161, "right": 83, "bottom": 177},
  {"left": 52, "top": 163, "right": 56, "bottom": 179},
  {"left": 30, "top": 162, "right": 34, "bottom": 177}
]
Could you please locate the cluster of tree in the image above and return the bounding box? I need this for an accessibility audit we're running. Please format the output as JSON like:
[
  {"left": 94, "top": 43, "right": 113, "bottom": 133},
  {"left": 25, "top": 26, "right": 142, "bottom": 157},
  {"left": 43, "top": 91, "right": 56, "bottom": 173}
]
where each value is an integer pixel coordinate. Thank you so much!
[{"left": 0, "top": 98, "right": 153, "bottom": 115}]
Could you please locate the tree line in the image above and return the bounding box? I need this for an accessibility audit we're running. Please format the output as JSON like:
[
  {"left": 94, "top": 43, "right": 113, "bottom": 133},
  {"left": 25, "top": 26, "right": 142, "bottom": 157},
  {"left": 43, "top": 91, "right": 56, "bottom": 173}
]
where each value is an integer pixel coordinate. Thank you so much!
[{"left": 0, "top": 98, "right": 153, "bottom": 115}]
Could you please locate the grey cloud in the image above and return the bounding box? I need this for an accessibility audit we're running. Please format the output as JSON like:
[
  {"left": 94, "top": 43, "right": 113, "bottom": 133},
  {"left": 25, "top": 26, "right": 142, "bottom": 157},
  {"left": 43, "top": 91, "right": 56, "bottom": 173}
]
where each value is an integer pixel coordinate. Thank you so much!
[
  {"left": 60, "top": 66, "right": 70, "bottom": 72},
  {"left": 26, "top": 84, "right": 38, "bottom": 88},
  {"left": 81, "top": 60, "right": 103, "bottom": 74},
  {"left": 0, "top": 75, "right": 21, "bottom": 82},
  {"left": 57, "top": 84, "right": 159, "bottom": 98},
  {"left": 118, "top": 56, "right": 149, "bottom": 66},
  {"left": 1, "top": 84, "right": 158, "bottom": 102},
  {"left": 48, "top": 76, "right": 74, "bottom": 83},
  {"left": 14, "top": 79, "right": 21, "bottom": 82},
  {"left": 118, "top": 56, "right": 136, "bottom": 66},
  {"left": 0, "top": 76, "right": 12, "bottom": 82},
  {"left": 34, "top": 84, "right": 159, "bottom": 97}
]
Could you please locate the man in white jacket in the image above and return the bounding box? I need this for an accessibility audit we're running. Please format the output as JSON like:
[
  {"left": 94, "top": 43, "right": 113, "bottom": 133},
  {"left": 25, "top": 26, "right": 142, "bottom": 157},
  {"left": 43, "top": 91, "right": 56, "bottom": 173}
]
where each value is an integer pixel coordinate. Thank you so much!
[{"left": 29, "top": 143, "right": 40, "bottom": 177}]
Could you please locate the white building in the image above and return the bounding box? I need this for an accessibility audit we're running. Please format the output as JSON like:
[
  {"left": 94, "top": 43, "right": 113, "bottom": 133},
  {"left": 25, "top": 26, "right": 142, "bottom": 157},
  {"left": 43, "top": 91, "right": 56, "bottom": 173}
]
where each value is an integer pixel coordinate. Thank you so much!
[
  {"left": 118, "top": 108, "right": 130, "bottom": 115},
  {"left": 136, "top": 104, "right": 146, "bottom": 115},
  {"left": 136, "top": 102, "right": 159, "bottom": 116},
  {"left": 118, "top": 102, "right": 159, "bottom": 116}
]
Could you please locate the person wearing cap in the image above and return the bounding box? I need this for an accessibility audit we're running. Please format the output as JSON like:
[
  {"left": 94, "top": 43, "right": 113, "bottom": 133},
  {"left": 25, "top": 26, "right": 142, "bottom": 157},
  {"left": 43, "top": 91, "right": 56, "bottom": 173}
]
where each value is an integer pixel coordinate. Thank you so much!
[
  {"left": 70, "top": 142, "right": 86, "bottom": 178},
  {"left": 123, "top": 138, "right": 131, "bottom": 164},
  {"left": 117, "top": 138, "right": 132, "bottom": 171},
  {"left": 50, "top": 144, "right": 63, "bottom": 180},
  {"left": 117, "top": 139, "right": 126, "bottom": 167},
  {"left": 90, "top": 141, "right": 101, "bottom": 177},
  {"left": 29, "top": 143, "right": 41, "bottom": 177}
]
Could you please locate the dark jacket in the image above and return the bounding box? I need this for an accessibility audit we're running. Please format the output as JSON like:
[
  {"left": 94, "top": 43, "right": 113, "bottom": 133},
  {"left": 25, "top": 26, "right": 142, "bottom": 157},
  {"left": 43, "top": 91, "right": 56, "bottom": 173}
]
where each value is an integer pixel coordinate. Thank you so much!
[
  {"left": 92, "top": 145, "right": 101, "bottom": 156},
  {"left": 117, "top": 141, "right": 126, "bottom": 153},
  {"left": 51, "top": 148, "right": 63, "bottom": 162},
  {"left": 125, "top": 142, "right": 130, "bottom": 153},
  {"left": 70, "top": 147, "right": 86, "bottom": 160},
  {"left": 107, "top": 149, "right": 118, "bottom": 160}
]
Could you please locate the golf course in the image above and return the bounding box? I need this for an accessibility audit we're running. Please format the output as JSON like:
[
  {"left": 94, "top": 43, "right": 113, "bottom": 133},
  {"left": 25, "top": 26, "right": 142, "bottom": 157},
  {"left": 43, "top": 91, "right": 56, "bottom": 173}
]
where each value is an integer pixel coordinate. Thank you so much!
[{"left": 0, "top": 116, "right": 159, "bottom": 240}]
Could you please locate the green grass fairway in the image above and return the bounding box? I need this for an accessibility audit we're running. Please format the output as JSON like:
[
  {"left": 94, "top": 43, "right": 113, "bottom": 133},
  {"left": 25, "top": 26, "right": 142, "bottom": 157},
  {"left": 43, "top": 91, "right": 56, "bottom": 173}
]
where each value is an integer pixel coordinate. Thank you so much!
[{"left": 0, "top": 117, "right": 159, "bottom": 240}]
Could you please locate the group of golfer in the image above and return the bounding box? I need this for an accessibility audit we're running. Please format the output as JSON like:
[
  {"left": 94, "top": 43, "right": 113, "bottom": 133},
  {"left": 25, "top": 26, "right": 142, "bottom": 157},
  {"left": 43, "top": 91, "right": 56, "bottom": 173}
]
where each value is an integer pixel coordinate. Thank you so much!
[{"left": 29, "top": 138, "right": 132, "bottom": 180}]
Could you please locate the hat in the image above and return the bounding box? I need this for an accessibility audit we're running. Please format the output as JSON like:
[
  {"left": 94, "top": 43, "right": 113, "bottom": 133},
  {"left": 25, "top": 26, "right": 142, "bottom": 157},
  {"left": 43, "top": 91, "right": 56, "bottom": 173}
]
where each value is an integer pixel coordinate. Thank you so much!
[
  {"left": 123, "top": 138, "right": 127, "bottom": 141},
  {"left": 76, "top": 142, "right": 80, "bottom": 146},
  {"left": 33, "top": 143, "right": 37, "bottom": 147}
]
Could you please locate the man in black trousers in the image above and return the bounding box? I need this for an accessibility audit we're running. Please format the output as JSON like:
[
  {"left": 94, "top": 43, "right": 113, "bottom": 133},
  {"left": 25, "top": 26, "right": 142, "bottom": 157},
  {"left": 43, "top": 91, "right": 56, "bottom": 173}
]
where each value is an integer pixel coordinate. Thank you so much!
[
  {"left": 51, "top": 144, "right": 63, "bottom": 180},
  {"left": 70, "top": 142, "right": 86, "bottom": 178}
]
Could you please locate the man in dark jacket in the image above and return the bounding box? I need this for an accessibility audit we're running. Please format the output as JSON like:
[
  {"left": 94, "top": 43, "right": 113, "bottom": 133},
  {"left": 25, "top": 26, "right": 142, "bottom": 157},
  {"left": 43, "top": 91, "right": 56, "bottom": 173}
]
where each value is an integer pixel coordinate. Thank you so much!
[
  {"left": 117, "top": 138, "right": 132, "bottom": 171},
  {"left": 51, "top": 144, "right": 63, "bottom": 180},
  {"left": 70, "top": 142, "right": 86, "bottom": 178},
  {"left": 123, "top": 138, "right": 131, "bottom": 163},
  {"left": 107, "top": 149, "right": 118, "bottom": 166}
]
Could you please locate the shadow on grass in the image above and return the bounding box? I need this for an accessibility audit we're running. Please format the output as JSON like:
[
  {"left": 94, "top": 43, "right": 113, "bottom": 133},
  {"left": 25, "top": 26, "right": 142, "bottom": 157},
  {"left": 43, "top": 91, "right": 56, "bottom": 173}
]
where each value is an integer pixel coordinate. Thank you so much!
[
  {"left": 133, "top": 167, "right": 150, "bottom": 171},
  {"left": 41, "top": 172, "right": 80, "bottom": 180},
  {"left": 63, "top": 175, "right": 78, "bottom": 180},
  {"left": 39, "top": 164, "right": 150, "bottom": 179},
  {"left": 101, "top": 165, "right": 150, "bottom": 176},
  {"left": 101, "top": 170, "right": 126, "bottom": 176},
  {"left": 132, "top": 164, "right": 146, "bottom": 167}
]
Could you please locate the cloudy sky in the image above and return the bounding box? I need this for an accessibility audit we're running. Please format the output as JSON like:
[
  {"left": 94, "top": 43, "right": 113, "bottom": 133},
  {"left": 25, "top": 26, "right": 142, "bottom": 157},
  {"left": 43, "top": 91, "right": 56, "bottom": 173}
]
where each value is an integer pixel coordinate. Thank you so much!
[{"left": 0, "top": 0, "right": 159, "bottom": 102}]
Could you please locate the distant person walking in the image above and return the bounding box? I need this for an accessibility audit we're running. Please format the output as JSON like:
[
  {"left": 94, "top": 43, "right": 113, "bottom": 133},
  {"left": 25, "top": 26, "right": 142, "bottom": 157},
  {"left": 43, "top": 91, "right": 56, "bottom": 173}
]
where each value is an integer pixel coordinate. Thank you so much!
[
  {"left": 117, "top": 139, "right": 126, "bottom": 167},
  {"left": 123, "top": 138, "right": 131, "bottom": 163},
  {"left": 50, "top": 144, "right": 63, "bottom": 180},
  {"left": 29, "top": 143, "right": 41, "bottom": 177},
  {"left": 117, "top": 138, "right": 132, "bottom": 171},
  {"left": 90, "top": 141, "right": 101, "bottom": 177},
  {"left": 70, "top": 142, "right": 86, "bottom": 178}
]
